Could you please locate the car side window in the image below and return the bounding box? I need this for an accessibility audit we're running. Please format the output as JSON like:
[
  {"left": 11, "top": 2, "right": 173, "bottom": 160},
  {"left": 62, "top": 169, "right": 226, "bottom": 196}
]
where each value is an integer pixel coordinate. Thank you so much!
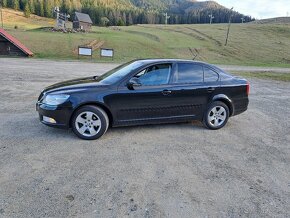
[
  {"left": 204, "top": 67, "right": 219, "bottom": 82},
  {"left": 174, "top": 63, "right": 203, "bottom": 84},
  {"left": 134, "top": 64, "right": 171, "bottom": 86}
]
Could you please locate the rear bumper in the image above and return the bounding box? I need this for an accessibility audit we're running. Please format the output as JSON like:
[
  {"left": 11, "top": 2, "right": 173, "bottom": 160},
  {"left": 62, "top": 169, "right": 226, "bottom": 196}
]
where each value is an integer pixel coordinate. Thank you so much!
[
  {"left": 233, "top": 106, "right": 248, "bottom": 116},
  {"left": 232, "top": 97, "right": 249, "bottom": 116},
  {"left": 36, "top": 102, "right": 73, "bottom": 129}
]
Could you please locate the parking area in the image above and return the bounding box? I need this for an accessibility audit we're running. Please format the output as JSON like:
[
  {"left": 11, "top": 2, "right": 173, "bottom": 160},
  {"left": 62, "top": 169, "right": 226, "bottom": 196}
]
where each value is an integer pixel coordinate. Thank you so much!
[{"left": 0, "top": 58, "right": 289, "bottom": 217}]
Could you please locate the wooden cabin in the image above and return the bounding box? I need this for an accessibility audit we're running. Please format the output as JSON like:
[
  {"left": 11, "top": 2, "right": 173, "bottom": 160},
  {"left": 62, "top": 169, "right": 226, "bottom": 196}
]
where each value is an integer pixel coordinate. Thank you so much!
[
  {"left": 73, "top": 12, "right": 93, "bottom": 31},
  {"left": 0, "top": 28, "right": 33, "bottom": 57}
]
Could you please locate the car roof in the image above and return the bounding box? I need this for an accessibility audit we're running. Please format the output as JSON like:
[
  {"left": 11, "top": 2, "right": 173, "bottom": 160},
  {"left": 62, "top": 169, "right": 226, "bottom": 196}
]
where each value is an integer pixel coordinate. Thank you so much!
[
  {"left": 131, "top": 58, "right": 232, "bottom": 78},
  {"left": 132, "top": 58, "right": 222, "bottom": 71},
  {"left": 133, "top": 58, "right": 207, "bottom": 65}
]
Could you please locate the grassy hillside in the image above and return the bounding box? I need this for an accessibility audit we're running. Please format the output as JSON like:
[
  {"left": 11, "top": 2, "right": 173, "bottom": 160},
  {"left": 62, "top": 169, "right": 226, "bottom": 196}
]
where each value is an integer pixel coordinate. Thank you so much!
[
  {"left": 2, "top": 0, "right": 253, "bottom": 25},
  {"left": 1, "top": 8, "right": 54, "bottom": 29},
  {"left": 2, "top": 9, "right": 290, "bottom": 67},
  {"left": 252, "top": 17, "right": 290, "bottom": 24}
]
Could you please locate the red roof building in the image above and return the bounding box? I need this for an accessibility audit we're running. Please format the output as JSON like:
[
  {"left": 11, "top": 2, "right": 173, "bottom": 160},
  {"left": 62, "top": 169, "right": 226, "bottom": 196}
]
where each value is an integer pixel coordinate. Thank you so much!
[{"left": 0, "top": 28, "right": 33, "bottom": 57}]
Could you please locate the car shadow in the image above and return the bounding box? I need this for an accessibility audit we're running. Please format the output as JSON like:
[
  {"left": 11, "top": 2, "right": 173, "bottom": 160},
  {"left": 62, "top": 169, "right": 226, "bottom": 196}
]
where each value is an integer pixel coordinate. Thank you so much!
[
  {"left": 35, "top": 120, "right": 205, "bottom": 140},
  {"left": 107, "top": 120, "right": 204, "bottom": 133},
  {"left": 10, "top": 109, "right": 204, "bottom": 140}
]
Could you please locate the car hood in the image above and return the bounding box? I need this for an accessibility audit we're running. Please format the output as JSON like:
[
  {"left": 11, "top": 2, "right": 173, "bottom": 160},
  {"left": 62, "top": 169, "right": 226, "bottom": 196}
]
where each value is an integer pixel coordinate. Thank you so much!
[{"left": 43, "top": 76, "right": 104, "bottom": 93}]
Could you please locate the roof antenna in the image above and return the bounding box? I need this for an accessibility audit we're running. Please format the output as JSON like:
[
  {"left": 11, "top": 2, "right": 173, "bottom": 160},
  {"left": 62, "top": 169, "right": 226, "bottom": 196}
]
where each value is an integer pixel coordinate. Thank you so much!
[{"left": 188, "top": 47, "right": 198, "bottom": 60}]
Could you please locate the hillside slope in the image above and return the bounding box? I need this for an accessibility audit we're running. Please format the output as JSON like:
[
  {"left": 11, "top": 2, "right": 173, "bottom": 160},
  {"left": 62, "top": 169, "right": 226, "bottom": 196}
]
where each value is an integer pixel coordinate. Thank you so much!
[
  {"left": 252, "top": 17, "right": 290, "bottom": 24},
  {"left": 1, "top": 8, "right": 54, "bottom": 29},
  {"left": 5, "top": 24, "right": 290, "bottom": 67},
  {"left": 2, "top": 0, "right": 253, "bottom": 25},
  {"left": 2, "top": 8, "right": 289, "bottom": 67}
]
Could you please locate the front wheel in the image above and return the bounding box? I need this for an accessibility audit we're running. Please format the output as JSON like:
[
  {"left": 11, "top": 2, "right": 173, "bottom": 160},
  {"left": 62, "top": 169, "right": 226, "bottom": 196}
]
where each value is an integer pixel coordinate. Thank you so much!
[
  {"left": 203, "top": 101, "right": 229, "bottom": 130},
  {"left": 71, "top": 105, "right": 109, "bottom": 140}
]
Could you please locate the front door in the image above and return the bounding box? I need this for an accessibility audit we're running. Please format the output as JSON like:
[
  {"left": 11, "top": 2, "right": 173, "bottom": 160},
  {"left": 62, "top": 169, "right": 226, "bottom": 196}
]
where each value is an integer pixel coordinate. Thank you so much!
[{"left": 111, "top": 63, "right": 177, "bottom": 125}]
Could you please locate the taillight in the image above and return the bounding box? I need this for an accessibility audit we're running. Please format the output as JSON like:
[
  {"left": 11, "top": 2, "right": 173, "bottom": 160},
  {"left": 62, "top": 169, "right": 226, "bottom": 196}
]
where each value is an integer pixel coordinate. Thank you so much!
[{"left": 246, "top": 81, "right": 250, "bottom": 96}]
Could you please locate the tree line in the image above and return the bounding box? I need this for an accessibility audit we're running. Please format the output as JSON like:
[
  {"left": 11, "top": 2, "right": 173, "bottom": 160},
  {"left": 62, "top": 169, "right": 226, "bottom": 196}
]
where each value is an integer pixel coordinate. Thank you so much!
[{"left": 1, "top": 0, "right": 254, "bottom": 25}]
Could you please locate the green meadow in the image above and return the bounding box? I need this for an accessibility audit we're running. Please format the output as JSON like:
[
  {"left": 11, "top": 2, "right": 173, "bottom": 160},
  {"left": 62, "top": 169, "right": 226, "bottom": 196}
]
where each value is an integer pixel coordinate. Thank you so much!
[{"left": 3, "top": 9, "right": 290, "bottom": 67}]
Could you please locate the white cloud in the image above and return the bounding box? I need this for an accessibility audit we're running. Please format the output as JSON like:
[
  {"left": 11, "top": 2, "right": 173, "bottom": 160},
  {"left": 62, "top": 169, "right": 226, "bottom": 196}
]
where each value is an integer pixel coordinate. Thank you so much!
[{"left": 201, "top": 0, "right": 290, "bottom": 19}]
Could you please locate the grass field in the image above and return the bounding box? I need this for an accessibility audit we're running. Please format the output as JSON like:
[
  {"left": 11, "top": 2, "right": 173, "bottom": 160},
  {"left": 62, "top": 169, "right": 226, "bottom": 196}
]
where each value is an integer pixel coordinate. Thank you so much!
[
  {"left": 2, "top": 8, "right": 290, "bottom": 67},
  {"left": 231, "top": 71, "right": 290, "bottom": 82}
]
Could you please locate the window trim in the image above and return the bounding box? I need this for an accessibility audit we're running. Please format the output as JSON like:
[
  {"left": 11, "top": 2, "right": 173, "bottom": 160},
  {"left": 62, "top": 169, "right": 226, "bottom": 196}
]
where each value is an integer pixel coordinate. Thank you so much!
[
  {"left": 173, "top": 63, "right": 204, "bottom": 85},
  {"left": 172, "top": 63, "right": 220, "bottom": 85},
  {"left": 203, "top": 65, "right": 220, "bottom": 83}
]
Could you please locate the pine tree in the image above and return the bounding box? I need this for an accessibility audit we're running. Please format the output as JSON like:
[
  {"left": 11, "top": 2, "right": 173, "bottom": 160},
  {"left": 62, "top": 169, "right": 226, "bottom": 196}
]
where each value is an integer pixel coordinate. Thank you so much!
[
  {"left": 117, "top": 18, "right": 125, "bottom": 26},
  {"left": 2, "top": 0, "right": 8, "bottom": 7},
  {"left": 29, "top": 0, "right": 35, "bottom": 13},
  {"left": 101, "top": 17, "right": 109, "bottom": 26},
  {"left": 24, "top": 2, "right": 31, "bottom": 17},
  {"left": 12, "top": 0, "right": 20, "bottom": 10},
  {"left": 127, "top": 13, "right": 133, "bottom": 25},
  {"left": 44, "top": 0, "right": 52, "bottom": 17},
  {"left": 63, "top": 0, "right": 71, "bottom": 13},
  {"left": 122, "top": 12, "right": 126, "bottom": 25},
  {"left": 3, "top": 0, "right": 254, "bottom": 25},
  {"left": 38, "top": 0, "right": 44, "bottom": 16}
]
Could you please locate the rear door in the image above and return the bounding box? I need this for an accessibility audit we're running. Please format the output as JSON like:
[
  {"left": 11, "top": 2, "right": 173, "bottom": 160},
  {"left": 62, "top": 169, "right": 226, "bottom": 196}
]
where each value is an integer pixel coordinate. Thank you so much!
[{"left": 168, "top": 63, "right": 219, "bottom": 119}]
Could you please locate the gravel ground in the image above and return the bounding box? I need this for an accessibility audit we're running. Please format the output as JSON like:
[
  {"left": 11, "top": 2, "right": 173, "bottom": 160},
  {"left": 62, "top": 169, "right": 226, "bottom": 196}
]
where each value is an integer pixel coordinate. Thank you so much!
[{"left": 0, "top": 58, "right": 290, "bottom": 217}]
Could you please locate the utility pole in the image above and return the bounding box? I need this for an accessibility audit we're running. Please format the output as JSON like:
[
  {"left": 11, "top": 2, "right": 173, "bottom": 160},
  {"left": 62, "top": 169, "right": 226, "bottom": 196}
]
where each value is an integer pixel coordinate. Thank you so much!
[
  {"left": 241, "top": 17, "right": 245, "bottom": 23},
  {"left": 225, "top": 7, "right": 234, "bottom": 46},
  {"left": 0, "top": 0, "right": 4, "bottom": 29},
  {"left": 209, "top": 14, "right": 214, "bottom": 24},
  {"left": 163, "top": 12, "right": 170, "bottom": 25}
]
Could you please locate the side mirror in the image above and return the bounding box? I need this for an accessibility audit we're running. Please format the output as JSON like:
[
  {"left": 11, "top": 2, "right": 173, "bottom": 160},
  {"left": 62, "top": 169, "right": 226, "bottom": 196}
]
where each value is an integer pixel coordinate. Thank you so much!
[{"left": 127, "top": 77, "right": 142, "bottom": 90}]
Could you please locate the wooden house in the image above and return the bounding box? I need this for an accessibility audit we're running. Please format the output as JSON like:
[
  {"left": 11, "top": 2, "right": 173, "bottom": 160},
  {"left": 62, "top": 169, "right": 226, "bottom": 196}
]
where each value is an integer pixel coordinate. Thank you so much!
[{"left": 73, "top": 12, "right": 93, "bottom": 31}]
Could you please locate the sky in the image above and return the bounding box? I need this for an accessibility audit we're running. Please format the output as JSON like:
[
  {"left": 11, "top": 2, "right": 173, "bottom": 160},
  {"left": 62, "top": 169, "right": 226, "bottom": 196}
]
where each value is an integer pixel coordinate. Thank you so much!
[{"left": 201, "top": 0, "right": 290, "bottom": 19}]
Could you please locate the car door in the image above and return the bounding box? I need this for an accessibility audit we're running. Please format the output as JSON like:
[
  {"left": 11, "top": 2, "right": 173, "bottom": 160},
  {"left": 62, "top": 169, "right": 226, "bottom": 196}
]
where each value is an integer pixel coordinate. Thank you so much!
[
  {"left": 168, "top": 62, "right": 217, "bottom": 119},
  {"left": 111, "top": 63, "right": 178, "bottom": 125}
]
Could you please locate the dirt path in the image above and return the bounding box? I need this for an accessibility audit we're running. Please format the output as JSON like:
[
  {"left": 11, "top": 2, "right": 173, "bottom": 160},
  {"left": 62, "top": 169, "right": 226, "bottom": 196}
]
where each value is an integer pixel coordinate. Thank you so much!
[{"left": 0, "top": 58, "right": 289, "bottom": 217}]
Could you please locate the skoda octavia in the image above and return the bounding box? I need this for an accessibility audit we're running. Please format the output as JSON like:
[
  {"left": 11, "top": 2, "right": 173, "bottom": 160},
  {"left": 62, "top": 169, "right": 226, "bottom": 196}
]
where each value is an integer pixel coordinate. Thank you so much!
[{"left": 36, "top": 59, "right": 249, "bottom": 140}]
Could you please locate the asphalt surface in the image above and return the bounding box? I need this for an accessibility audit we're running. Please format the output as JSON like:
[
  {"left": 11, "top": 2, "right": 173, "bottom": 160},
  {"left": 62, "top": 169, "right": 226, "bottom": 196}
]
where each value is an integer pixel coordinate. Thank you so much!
[{"left": 0, "top": 58, "right": 290, "bottom": 217}]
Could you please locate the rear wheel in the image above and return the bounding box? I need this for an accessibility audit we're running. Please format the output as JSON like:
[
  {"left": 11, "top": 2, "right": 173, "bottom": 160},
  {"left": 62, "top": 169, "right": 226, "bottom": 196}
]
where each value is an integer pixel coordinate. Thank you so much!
[
  {"left": 72, "top": 105, "right": 109, "bottom": 140},
  {"left": 203, "top": 101, "right": 229, "bottom": 130}
]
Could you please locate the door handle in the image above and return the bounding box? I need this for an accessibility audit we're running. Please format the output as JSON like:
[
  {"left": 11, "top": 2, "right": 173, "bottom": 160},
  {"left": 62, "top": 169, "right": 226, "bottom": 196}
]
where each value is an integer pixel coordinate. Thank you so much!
[
  {"left": 207, "top": 87, "right": 215, "bottom": 92},
  {"left": 162, "top": 90, "right": 172, "bottom": 95}
]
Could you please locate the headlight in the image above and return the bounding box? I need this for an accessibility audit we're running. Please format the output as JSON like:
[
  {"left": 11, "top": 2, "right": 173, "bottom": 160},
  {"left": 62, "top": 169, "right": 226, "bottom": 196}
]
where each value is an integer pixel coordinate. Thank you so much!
[{"left": 43, "top": 94, "right": 70, "bottom": 105}]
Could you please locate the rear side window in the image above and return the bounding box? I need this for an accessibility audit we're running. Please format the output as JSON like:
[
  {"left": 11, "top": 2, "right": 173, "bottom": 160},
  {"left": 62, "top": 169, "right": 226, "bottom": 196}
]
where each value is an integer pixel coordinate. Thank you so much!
[
  {"left": 174, "top": 63, "right": 203, "bottom": 84},
  {"left": 204, "top": 67, "right": 219, "bottom": 82}
]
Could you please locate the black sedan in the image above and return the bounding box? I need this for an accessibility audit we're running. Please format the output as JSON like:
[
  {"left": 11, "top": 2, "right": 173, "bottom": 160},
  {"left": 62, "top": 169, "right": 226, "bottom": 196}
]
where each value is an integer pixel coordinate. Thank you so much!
[{"left": 36, "top": 59, "right": 249, "bottom": 140}]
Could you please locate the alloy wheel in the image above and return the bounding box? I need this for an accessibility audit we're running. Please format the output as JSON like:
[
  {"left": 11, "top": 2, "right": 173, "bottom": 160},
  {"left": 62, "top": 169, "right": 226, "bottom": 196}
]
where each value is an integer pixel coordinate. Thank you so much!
[
  {"left": 75, "top": 111, "right": 102, "bottom": 137},
  {"left": 207, "top": 106, "right": 227, "bottom": 127}
]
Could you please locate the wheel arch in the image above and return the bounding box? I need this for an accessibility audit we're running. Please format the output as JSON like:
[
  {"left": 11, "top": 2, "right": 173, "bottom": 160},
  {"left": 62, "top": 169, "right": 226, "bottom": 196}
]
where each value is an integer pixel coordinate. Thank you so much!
[
  {"left": 212, "top": 94, "right": 234, "bottom": 116},
  {"left": 69, "top": 102, "right": 114, "bottom": 127}
]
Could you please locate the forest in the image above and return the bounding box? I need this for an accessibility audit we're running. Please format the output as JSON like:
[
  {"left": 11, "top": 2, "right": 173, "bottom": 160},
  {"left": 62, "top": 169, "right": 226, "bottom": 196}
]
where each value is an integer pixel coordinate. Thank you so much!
[{"left": 1, "top": 0, "right": 255, "bottom": 26}]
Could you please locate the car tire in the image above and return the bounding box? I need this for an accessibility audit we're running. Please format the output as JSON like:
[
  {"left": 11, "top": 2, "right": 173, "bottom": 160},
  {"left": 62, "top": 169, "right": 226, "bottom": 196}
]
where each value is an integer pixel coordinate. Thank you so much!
[
  {"left": 203, "top": 101, "right": 229, "bottom": 130},
  {"left": 71, "top": 105, "right": 109, "bottom": 140}
]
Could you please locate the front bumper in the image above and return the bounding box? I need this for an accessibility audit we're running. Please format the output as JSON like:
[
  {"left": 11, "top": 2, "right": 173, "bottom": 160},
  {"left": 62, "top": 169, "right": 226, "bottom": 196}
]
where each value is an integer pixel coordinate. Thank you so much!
[{"left": 36, "top": 102, "right": 73, "bottom": 129}]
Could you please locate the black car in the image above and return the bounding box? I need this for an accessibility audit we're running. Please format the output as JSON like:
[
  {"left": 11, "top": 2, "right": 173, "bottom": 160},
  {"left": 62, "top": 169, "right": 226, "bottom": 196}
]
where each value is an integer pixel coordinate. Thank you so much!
[{"left": 36, "top": 59, "right": 249, "bottom": 140}]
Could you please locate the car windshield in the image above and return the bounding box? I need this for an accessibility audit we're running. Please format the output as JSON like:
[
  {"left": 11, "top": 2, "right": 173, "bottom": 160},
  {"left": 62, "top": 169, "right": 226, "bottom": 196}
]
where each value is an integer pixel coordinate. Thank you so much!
[{"left": 95, "top": 61, "right": 144, "bottom": 84}]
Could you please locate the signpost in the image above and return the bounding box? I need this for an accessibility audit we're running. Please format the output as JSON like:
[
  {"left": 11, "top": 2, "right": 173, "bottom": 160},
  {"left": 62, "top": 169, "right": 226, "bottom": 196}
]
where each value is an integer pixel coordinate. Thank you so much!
[
  {"left": 100, "top": 48, "right": 114, "bottom": 60},
  {"left": 54, "top": 7, "right": 70, "bottom": 29},
  {"left": 78, "top": 46, "right": 92, "bottom": 59}
]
